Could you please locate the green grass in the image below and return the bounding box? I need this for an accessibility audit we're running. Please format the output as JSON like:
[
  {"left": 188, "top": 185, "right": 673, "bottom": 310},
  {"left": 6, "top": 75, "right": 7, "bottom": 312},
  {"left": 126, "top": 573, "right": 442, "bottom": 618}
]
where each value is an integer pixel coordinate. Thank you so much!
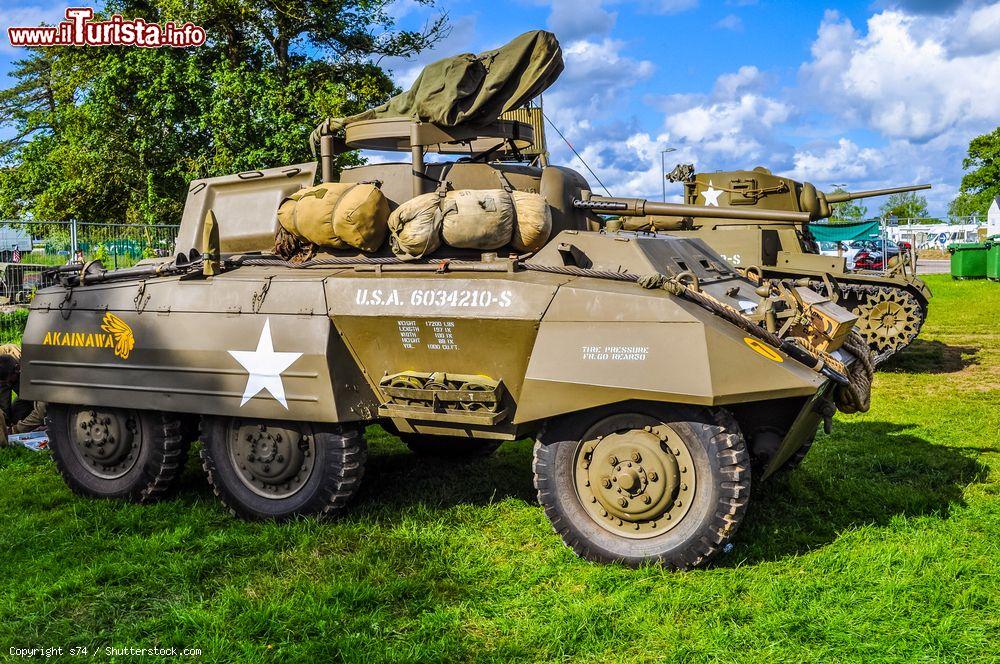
[
  {"left": 0, "top": 308, "right": 28, "bottom": 344},
  {"left": 1, "top": 275, "right": 998, "bottom": 662}
]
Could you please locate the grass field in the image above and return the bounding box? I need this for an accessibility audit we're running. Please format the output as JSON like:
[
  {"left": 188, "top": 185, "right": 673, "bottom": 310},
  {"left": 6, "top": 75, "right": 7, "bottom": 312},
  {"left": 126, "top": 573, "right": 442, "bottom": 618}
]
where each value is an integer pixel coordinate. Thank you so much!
[{"left": 1, "top": 274, "right": 997, "bottom": 662}]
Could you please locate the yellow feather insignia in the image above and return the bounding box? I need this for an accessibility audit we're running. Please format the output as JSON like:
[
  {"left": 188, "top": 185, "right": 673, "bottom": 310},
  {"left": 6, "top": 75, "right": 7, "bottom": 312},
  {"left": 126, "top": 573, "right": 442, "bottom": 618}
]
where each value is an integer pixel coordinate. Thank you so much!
[{"left": 101, "top": 312, "right": 135, "bottom": 360}]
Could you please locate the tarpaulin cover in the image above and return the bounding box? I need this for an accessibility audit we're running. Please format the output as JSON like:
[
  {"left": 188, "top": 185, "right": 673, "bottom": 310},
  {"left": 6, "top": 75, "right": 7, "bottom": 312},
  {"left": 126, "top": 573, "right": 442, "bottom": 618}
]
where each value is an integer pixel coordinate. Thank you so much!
[
  {"left": 320, "top": 30, "right": 563, "bottom": 133},
  {"left": 808, "top": 220, "right": 882, "bottom": 242}
]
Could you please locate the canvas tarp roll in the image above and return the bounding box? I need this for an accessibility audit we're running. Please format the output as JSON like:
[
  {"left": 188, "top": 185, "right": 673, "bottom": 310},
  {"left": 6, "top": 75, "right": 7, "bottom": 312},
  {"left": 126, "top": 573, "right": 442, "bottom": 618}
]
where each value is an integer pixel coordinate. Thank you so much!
[{"left": 318, "top": 30, "right": 563, "bottom": 135}]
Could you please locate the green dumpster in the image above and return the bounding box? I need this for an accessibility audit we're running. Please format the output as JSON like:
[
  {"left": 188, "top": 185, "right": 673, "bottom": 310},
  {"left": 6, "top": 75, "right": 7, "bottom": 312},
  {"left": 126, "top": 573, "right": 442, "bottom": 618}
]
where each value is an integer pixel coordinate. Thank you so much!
[
  {"left": 948, "top": 242, "right": 989, "bottom": 279},
  {"left": 988, "top": 242, "right": 1000, "bottom": 281}
]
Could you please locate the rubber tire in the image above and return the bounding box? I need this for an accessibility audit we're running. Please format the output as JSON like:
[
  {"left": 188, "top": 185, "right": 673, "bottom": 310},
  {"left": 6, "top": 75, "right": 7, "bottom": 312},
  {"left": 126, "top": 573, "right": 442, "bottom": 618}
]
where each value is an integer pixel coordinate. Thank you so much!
[
  {"left": 200, "top": 417, "right": 366, "bottom": 521},
  {"left": 533, "top": 409, "right": 750, "bottom": 568},
  {"left": 400, "top": 433, "right": 501, "bottom": 459},
  {"left": 48, "top": 403, "right": 189, "bottom": 503}
]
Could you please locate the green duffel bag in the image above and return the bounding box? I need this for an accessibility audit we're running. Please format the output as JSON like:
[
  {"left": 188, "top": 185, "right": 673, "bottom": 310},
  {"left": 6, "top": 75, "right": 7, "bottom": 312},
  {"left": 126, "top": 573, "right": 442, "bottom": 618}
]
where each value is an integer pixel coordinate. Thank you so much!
[
  {"left": 510, "top": 190, "right": 552, "bottom": 252},
  {"left": 388, "top": 192, "right": 444, "bottom": 259},
  {"left": 278, "top": 182, "right": 389, "bottom": 252},
  {"left": 440, "top": 189, "right": 515, "bottom": 250}
]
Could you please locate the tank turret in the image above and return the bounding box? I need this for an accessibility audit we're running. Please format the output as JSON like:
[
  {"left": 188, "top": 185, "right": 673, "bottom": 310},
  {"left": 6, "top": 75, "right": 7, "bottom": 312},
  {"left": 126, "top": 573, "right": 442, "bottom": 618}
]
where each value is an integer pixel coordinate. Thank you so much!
[
  {"left": 677, "top": 166, "right": 931, "bottom": 221},
  {"left": 648, "top": 165, "right": 934, "bottom": 364}
]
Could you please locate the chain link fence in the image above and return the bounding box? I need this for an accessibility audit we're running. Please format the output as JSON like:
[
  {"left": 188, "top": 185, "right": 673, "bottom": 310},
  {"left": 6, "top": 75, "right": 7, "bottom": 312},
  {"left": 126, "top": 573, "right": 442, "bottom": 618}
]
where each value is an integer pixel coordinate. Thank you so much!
[{"left": 0, "top": 220, "right": 178, "bottom": 343}]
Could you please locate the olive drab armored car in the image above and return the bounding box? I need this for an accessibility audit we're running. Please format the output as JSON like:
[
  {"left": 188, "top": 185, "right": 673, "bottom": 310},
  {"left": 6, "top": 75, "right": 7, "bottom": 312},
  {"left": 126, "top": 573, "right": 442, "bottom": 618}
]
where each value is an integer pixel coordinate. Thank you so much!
[
  {"left": 22, "top": 31, "right": 873, "bottom": 568},
  {"left": 627, "top": 166, "right": 933, "bottom": 364}
]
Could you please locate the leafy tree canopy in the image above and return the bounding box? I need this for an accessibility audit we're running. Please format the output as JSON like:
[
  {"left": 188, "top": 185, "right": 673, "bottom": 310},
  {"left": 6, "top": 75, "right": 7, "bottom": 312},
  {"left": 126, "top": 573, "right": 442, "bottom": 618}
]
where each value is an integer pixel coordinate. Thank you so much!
[
  {"left": 879, "top": 191, "right": 929, "bottom": 222},
  {"left": 949, "top": 126, "right": 1000, "bottom": 221},
  {"left": 0, "top": 0, "right": 448, "bottom": 225}
]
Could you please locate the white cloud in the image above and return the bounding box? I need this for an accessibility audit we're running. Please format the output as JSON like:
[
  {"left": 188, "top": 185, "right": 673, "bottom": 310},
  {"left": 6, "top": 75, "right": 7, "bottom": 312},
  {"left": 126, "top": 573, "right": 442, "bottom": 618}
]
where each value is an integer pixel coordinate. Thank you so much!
[
  {"left": 640, "top": 0, "right": 700, "bottom": 14},
  {"left": 660, "top": 89, "right": 792, "bottom": 166},
  {"left": 546, "top": 0, "right": 617, "bottom": 41},
  {"left": 715, "top": 14, "right": 744, "bottom": 31},
  {"left": 713, "top": 65, "right": 769, "bottom": 97},
  {"left": 544, "top": 38, "right": 656, "bottom": 133},
  {"left": 667, "top": 96, "right": 789, "bottom": 143},
  {"left": 788, "top": 139, "right": 888, "bottom": 182},
  {"left": 800, "top": 8, "right": 1000, "bottom": 141}
]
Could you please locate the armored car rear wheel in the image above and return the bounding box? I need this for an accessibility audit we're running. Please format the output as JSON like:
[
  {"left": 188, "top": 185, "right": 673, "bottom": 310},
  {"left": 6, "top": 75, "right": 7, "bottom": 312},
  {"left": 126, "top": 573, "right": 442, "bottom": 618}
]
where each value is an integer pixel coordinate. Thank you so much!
[
  {"left": 400, "top": 433, "right": 501, "bottom": 458},
  {"left": 47, "top": 404, "right": 189, "bottom": 503},
  {"left": 533, "top": 409, "right": 750, "bottom": 568},
  {"left": 200, "top": 417, "right": 366, "bottom": 521}
]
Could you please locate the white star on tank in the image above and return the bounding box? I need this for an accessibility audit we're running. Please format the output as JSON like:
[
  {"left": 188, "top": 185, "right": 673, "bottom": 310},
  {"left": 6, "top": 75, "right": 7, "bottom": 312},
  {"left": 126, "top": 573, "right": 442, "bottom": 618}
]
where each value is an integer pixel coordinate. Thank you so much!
[
  {"left": 701, "top": 181, "right": 723, "bottom": 207},
  {"left": 228, "top": 319, "right": 302, "bottom": 409}
]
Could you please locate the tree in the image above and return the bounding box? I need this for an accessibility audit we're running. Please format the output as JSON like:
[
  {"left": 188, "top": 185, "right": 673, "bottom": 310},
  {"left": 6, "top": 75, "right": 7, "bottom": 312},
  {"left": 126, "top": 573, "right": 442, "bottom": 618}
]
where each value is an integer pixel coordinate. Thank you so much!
[
  {"left": 879, "top": 192, "right": 929, "bottom": 222},
  {"left": 0, "top": 1, "right": 448, "bottom": 225},
  {"left": 829, "top": 187, "right": 868, "bottom": 222},
  {"left": 949, "top": 126, "right": 1000, "bottom": 221}
]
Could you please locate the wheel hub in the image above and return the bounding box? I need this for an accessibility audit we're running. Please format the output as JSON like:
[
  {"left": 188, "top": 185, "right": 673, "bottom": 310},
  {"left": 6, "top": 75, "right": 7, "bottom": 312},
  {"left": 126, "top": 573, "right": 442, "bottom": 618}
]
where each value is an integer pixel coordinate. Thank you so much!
[
  {"left": 229, "top": 422, "right": 315, "bottom": 498},
  {"left": 575, "top": 424, "right": 695, "bottom": 539},
  {"left": 71, "top": 408, "right": 141, "bottom": 479}
]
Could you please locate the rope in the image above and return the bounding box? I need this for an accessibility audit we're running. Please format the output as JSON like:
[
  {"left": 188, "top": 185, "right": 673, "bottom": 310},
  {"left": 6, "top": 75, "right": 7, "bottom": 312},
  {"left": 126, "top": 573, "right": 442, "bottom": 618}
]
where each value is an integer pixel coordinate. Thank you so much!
[{"left": 835, "top": 330, "right": 875, "bottom": 414}]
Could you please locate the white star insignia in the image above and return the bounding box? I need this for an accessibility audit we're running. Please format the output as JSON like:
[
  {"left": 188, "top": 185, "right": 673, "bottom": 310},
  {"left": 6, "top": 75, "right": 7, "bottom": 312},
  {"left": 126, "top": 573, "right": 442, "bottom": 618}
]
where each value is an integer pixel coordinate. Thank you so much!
[
  {"left": 228, "top": 319, "right": 302, "bottom": 409},
  {"left": 701, "top": 181, "right": 723, "bottom": 207}
]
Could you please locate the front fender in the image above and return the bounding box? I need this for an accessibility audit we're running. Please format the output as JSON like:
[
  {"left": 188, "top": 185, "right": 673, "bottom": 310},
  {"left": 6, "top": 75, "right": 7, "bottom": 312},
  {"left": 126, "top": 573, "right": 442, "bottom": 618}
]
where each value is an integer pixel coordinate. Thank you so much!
[{"left": 514, "top": 279, "right": 825, "bottom": 424}]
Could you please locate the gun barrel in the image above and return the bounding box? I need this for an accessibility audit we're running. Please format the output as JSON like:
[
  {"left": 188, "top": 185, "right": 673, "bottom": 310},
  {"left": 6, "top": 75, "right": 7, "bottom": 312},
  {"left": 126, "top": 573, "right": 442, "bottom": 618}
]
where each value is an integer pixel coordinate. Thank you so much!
[
  {"left": 825, "top": 184, "right": 931, "bottom": 204},
  {"left": 574, "top": 197, "right": 811, "bottom": 223}
]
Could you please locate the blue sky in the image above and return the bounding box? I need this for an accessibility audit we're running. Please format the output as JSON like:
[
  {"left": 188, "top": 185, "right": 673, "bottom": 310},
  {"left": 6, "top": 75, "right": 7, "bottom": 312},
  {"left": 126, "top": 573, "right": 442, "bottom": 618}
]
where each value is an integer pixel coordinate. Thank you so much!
[{"left": 3, "top": 0, "right": 999, "bottom": 215}]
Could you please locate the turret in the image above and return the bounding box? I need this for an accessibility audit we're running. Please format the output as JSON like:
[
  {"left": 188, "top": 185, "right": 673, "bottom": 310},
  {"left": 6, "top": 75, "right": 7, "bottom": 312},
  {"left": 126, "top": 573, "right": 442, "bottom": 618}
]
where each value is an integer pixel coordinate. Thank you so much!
[{"left": 674, "top": 166, "right": 931, "bottom": 222}]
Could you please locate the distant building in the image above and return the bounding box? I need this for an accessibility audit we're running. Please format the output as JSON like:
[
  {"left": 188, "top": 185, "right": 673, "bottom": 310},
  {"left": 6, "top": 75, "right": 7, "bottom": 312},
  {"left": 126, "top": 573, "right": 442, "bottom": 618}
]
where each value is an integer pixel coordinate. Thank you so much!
[
  {"left": 0, "top": 225, "right": 32, "bottom": 262},
  {"left": 989, "top": 197, "right": 1000, "bottom": 237}
]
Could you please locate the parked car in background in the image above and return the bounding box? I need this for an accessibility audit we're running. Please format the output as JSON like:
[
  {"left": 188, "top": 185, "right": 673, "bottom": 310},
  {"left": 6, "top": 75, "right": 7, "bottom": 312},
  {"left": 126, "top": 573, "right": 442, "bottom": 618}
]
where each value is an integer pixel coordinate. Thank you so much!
[
  {"left": 817, "top": 240, "right": 873, "bottom": 269},
  {"left": 854, "top": 240, "right": 910, "bottom": 270}
]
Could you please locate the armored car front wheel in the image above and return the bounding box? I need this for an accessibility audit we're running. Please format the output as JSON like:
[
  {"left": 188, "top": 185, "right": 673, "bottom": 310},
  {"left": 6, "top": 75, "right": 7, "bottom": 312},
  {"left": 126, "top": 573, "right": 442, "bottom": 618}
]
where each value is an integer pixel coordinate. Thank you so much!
[
  {"left": 533, "top": 409, "right": 750, "bottom": 568},
  {"left": 47, "top": 404, "right": 190, "bottom": 503},
  {"left": 200, "top": 417, "right": 366, "bottom": 521}
]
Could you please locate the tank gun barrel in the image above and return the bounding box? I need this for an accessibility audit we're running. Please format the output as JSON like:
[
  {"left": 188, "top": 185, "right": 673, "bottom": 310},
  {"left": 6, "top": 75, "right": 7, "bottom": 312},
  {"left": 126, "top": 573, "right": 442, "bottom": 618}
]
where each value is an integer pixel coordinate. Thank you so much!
[
  {"left": 574, "top": 196, "right": 811, "bottom": 223},
  {"left": 825, "top": 183, "right": 931, "bottom": 204}
]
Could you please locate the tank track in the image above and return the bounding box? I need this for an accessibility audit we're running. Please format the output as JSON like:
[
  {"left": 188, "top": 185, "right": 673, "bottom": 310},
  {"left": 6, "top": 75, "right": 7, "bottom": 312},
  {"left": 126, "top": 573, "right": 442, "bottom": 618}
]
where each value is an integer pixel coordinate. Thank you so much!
[{"left": 771, "top": 279, "right": 925, "bottom": 365}]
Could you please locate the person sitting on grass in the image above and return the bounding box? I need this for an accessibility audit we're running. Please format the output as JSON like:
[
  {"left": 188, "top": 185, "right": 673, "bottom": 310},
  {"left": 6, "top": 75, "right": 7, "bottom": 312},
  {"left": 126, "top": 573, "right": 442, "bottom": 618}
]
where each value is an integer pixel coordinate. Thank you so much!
[{"left": 0, "top": 345, "right": 47, "bottom": 446}]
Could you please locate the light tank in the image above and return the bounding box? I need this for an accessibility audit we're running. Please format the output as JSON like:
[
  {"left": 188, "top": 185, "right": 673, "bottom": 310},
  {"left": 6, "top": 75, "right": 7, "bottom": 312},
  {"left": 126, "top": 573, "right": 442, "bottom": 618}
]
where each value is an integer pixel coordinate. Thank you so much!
[
  {"left": 626, "top": 166, "right": 933, "bottom": 364},
  {"left": 22, "top": 32, "right": 873, "bottom": 568}
]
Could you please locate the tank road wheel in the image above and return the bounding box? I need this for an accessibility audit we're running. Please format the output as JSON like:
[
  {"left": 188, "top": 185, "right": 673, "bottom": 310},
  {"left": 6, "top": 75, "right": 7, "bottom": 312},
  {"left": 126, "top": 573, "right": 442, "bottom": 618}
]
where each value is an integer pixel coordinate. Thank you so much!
[
  {"left": 200, "top": 417, "right": 366, "bottom": 521},
  {"left": 533, "top": 410, "right": 750, "bottom": 568},
  {"left": 47, "top": 404, "right": 189, "bottom": 503},
  {"left": 852, "top": 288, "right": 925, "bottom": 363},
  {"left": 400, "top": 433, "right": 501, "bottom": 458}
]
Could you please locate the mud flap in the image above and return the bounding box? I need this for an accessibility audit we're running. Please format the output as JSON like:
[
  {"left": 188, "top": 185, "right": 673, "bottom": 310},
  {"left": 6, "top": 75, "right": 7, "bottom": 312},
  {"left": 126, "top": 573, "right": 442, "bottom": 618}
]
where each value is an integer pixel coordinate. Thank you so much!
[{"left": 761, "top": 382, "right": 833, "bottom": 479}]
